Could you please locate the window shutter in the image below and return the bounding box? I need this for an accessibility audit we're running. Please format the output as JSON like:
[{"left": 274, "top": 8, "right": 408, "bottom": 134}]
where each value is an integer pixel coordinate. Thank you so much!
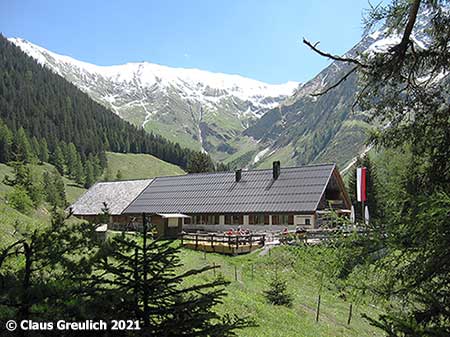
[
  {"left": 288, "top": 214, "right": 294, "bottom": 225},
  {"left": 264, "top": 215, "right": 269, "bottom": 225}
]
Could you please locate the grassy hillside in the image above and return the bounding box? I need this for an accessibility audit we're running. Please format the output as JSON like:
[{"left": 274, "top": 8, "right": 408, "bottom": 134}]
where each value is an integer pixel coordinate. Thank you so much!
[
  {"left": 178, "top": 245, "right": 383, "bottom": 337},
  {"left": 105, "top": 152, "right": 185, "bottom": 180}
]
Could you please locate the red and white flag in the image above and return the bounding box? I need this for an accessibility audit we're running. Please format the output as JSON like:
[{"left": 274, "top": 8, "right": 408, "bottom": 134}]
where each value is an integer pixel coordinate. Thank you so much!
[{"left": 356, "top": 167, "right": 367, "bottom": 202}]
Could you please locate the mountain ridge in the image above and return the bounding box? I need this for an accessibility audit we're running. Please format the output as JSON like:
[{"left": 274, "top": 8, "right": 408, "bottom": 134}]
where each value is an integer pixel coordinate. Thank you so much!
[{"left": 10, "top": 37, "right": 299, "bottom": 158}]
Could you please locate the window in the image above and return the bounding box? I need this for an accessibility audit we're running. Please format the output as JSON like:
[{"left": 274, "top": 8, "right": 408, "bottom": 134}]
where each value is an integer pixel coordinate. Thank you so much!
[
  {"left": 280, "top": 215, "right": 289, "bottom": 225},
  {"left": 305, "top": 218, "right": 311, "bottom": 226},
  {"left": 232, "top": 215, "right": 240, "bottom": 225},
  {"left": 207, "top": 215, "right": 215, "bottom": 225},
  {"left": 254, "top": 214, "right": 264, "bottom": 225},
  {"left": 272, "top": 215, "right": 279, "bottom": 225}
]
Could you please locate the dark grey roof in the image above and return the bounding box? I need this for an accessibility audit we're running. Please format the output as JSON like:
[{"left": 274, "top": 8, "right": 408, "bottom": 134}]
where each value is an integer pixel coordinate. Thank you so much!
[
  {"left": 123, "top": 164, "right": 336, "bottom": 214},
  {"left": 70, "top": 179, "right": 153, "bottom": 215}
]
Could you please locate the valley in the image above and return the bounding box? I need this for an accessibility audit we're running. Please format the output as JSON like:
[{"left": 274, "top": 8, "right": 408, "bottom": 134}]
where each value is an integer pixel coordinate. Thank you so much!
[{"left": 9, "top": 34, "right": 384, "bottom": 170}]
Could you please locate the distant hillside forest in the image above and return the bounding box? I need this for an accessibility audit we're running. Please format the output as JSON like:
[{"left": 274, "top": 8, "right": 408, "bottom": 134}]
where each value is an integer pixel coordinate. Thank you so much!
[{"left": 0, "top": 34, "right": 211, "bottom": 175}]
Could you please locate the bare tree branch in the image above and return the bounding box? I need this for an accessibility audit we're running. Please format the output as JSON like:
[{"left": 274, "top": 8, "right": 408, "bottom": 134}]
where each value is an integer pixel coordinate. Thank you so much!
[
  {"left": 311, "top": 66, "right": 359, "bottom": 96},
  {"left": 302, "top": 38, "right": 368, "bottom": 68}
]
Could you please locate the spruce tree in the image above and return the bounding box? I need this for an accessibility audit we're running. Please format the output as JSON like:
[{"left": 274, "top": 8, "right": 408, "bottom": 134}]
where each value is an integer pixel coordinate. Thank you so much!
[
  {"left": 31, "top": 136, "right": 40, "bottom": 163},
  {"left": 0, "top": 210, "right": 97, "bottom": 323},
  {"left": 73, "top": 152, "right": 85, "bottom": 186},
  {"left": 53, "top": 144, "right": 66, "bottom": 175},
  {"left": 66, "top": 142, "right": 78, "bottom": 178},
  {"left": 85, "top": 228, "right": 250, "bottom": 336},
  {"left": 0, "top": 119, "right": 13, "bottom": 163},
  {"left": 43, "top": 171, "right": 58, "bottom": 206},
  {"left": 39, "top": 138, "right": 49, "bottom": 164},
  {"left": 14, "top": 127, "right": 34, "bottom": 163},
  {"left": 84, "top": 159, "right": 95, "bottom": 188},
  {"left": 187, "top": 152, "right": 215, "bottom": 173},
  {"left": 264, "top": 277, "right": 293, "bottom": 307},
  {"left": 53, "top": 171, "right": 67, "bottom": 208}
]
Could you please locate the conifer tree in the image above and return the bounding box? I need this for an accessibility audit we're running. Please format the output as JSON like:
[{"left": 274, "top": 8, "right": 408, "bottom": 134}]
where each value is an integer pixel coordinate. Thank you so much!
[
  {"left": 53, "top": 171, "right": 67, "bottom": 208},
  {"left": 0, "top": 119, "right": 13, "bottom": 163},
  {"left": 0, "top": 210, "right": 97, "bottom": 323},
  {"left": 73, "top": 152, "right": 84, "bottom": 186},
  {"left": 31, "top": 136, "right": 40, "bottom": 163},
  {"left": 85, "top": 225, "right": 250, "bottom": 336},
  {"left": 43, "top": 171, "right": 58, "bottom": 206},
  {"left": 65, "top": 142, "right": 79, "bottom": 178},
  {"left": 187, "top": 152, "right": 215, "bottom": 173},
  {"left": 14, "top": 128, "right": 34, "bottom": 163},
  {"left": 39, "top": 138, "right": 49, "bottom": 164},
  {"left": 84, "top": 159, "right": 95, "bottom": 188},
  {"left": 4, "top": 162, "right": 43, "bottom": 207},
  {"left": 53, "top": 144, "right": 66, "bottom": 175},
  {"left": 264, "top": 277, "right": 293, "bottom": 307}
]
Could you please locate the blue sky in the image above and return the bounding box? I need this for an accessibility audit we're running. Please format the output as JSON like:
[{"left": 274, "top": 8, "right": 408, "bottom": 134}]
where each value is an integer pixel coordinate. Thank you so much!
[{"left": 1, "top": 0, "right": 371, "bottom": 84}]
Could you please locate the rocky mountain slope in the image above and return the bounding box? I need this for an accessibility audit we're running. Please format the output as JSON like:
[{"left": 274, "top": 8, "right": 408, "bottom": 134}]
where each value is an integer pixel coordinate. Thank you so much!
[
  {"left": 241, "top": 9, "right": 435, "bottom": 169},
  {"left": 9, "top": 37, "right": 298, "bottom": 161}
]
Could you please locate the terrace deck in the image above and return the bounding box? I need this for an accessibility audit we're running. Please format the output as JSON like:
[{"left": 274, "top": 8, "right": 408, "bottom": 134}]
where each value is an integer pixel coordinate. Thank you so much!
[{"left": 180, "top": 233, "right": 266, "bottom": 255}]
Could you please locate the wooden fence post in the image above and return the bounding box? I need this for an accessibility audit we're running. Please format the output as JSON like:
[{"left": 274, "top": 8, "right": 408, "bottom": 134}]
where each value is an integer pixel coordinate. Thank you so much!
[
  {"left": 195, "top": 234, "right": 198, "bottom": 250},
  {"left": 234, "top": 265, "right": 238, "bottom": 281},
  {"left": 316, "top": 294, "right": 321, "bottom": 322},
  {"left": 347, "top": 303, "right": 353, "bottom": 325}
]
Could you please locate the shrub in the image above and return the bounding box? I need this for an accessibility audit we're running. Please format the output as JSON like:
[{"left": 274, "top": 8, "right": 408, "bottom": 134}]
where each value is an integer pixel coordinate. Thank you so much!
[
  {"left": 264, "top": 277, "right": 293, "bottom": 307},
  {"left": 6, "top": 186, "right": 33, "bottom": 214}
]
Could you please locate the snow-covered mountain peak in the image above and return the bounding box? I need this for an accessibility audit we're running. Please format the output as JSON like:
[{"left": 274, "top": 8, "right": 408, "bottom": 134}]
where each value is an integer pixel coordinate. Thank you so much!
[
  {"left": 9, "top": 38, "right": 299, "bottom": 106},
  {"left": 9, "top": 37, "right": 300, "bottom": 158}
]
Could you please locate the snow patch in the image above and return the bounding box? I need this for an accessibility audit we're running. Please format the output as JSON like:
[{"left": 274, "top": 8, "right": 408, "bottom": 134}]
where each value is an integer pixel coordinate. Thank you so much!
[{"left": 253, "top": 147, "right": 271, "bottom": 164}]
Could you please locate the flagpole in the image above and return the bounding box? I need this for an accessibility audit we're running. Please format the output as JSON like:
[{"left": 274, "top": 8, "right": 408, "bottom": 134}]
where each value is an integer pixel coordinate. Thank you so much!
[{"left": 361, "top": 200, "right": 364, "bottom": 224}]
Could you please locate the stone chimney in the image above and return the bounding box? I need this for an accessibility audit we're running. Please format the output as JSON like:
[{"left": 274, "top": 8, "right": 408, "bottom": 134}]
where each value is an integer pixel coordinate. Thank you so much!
[
  {"left": 273, "top": 161, "right": 281, "bottom": 180},
  {"left": 235, "top": 169, "right": 242, "bottom": 182}
]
